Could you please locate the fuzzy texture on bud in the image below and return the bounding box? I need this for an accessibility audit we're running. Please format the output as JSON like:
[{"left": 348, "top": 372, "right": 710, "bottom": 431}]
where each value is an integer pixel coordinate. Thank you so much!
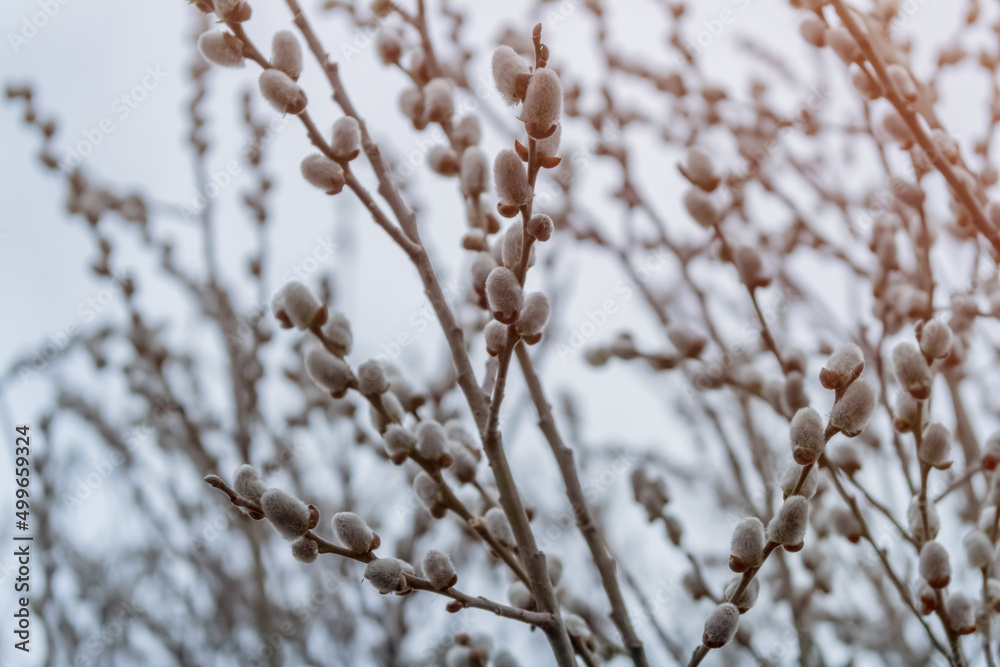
[
  {"left": 909, "top": 496, "right": 940, "bottom": 543},
  {"left": 448, "top": 443, "right": 478, "bottom": 483},
  {"left": 291, "top": 537, "right": 319, "bottom": 563},
  {"left": 894, "top": 390, "right": 921, "bottom": 433},
  {"left": 919, "top": 319, "right": 953, "bottom": 359},
  {"left": 375, "top": 31, "right": 402, "bottom": 64},
  {"left": 453, "top": 115, "right": 482, "bottom": 148},
  {"left": 919, "top": 541, "right": 952, "bottom": 588},
  {"left": 305, "top": 348, "right": 354, "bottom": 397},
  {"left": 460, "top": 147, "right": 489, "bottom": 197},
  {"left": 508, "top": 581, "right": 533, "bottom": 609},
  {"left": 830, "top": 506, "right": 862, "bottom": 543},
  {"left": 681, "top": 146, "right": 719, "bottom": 191},
  {"left": 526, "top": 213, "right": 553, "bottom": 242},
  {"left": 428, "top": 146, "right": 460, "bottom": 176},
  {"left": 946, "top": 594, "right": 976, "bottom": 635},
  {"left": 301, "top": 154, "right": 345, "bottom": 194},
  {"left": 893, "top": 342, "right": 932, "bottom": 399},
  {"left": 733, "top": 244, "right": 771, "bottom": 289},
  {"left": 486, "top": 267, "right": 524, "bottom": 325},
  {"left": 259, "top": 69, "right": 307, "bottom": 115},
  {"left": 261, "top": 488, "right": 310, "bottom": 539},
  {"left": 702, "top": 603, "right": 740, "bottom": 649},
  {"left": 331, "top": 116, "right": 361, "bottom": 161},
  {"left": 484, "top": 320, "right": 508, "bottom": 356},
  {"left": 768, "top": 496, "right": 809, "bottom": 547},
  {"left": 270, "top": 31, "right": 302, "bottom": 80},
  {"left": 413, "top": 472, "right": 441, "bottom": 511},
  {"left": 279, "top": 281, "right": 322, "bottom": 330},
  {"left": 422, "top": 549, "right": 457, "bottom": 589},
  {"left": 423, "top": 78, "right": 454, "bottom": 123},
  {"left": 964, "top": 530, "right": 993, "bottom": 569},
  {"left": 322, "top": 312, "right": 352, "bottom": 356},
  {"left": 537, "top": 123, "right": 561, "bottom": 158},
  {"left": 666, "top": 323, "right": 707, "bottom": 359},
  {"left": 333, "top": 512, "right": 376, "bottom": 554},
  {"left": 484, "top": 507, "right": 515, "bottom": 547},
  {"left": 790, "top": 407, "right": 826, "bottom": 465},
  {"left": 365, "top": 558, "right": 404, "bottom": 594},
  {"left": 494, "top": 149, "right": 532, "bottom": 207},
  {"left": 820, "top": 343, "right": 864, "bottom": 390},
  {"left": 522, "top": 68, "right": 562, "bottom": 139},
  {"left": 492, "top": 46, "right": 531, "bottom": 106},
  {"left": 233, "top": 464, "right": 265, "bottom": 503},
  {"left": 730, "top": 517, "right": 766, "bottom": 571},
  {"left": 724, "top": 576, "right": 760, "bottom": 613},
  {"left": 684, "top": 187, "right": 720, "bottom": 228},
  {"left": 515, "top": 292, "right": 550, "bottom": 337},
  {"left": 501, "top": 222, "right": 535, "bottom": 271},
  {"left": 356, "top": 360, "right": 389, "bottom": 396},
  {"left": 416, "top": 420, "right": 448, "bottom": 461},
  {"left": 781, "top": 464, "right": 818, "bottom": 500},
  {"left": 829, "top": 377, "right": 878, "bottom": 437},
  {"left": 383, "top": 424, "right": 415, "bottom": 462},
  {"left": 213, "top": 0, "right": 250, "bottom": 21},
  {"left": 198, "top": 31, "right": 245, "bottom": 67},
  {"left": 919, "top": 422, "right": 952, "bottom": 469},
  {"left": 370, "top": 391, "right": 403, "bottom": 433}
]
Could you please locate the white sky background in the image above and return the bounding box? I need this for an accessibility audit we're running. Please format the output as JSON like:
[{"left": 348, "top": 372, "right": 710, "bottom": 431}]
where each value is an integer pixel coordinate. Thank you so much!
[{"left": 0, "top": 0, "right": 993, "bottom": 665}]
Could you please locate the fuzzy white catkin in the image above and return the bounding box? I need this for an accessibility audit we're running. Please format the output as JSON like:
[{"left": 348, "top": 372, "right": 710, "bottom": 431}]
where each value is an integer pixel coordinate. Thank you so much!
[
  {"left": 305, "top": 348, "right": 353, "bottom": 396},
  {"left": 423, "top": 78, "right": 453, "bottom": 123},
  {"left": 821, "top": 343, "right": 864, "bottom": 389},
  {"left": 448, "top": 443, "right": 478, "bottom": 483},
  {"left": 333, "top": 512, "right": 375, "bottom": 553},
  {"left": 501, "top": 222, "right": 535, "bottom": 270},
  {"left": 369, "top": 391, "right": 403, "bottom": 433},
  {"left": 484, "top": 320, "right": 508, "bottom": 356},
  {"left": 259, "top": 69, "right": 307, "bottom": 115},
  {"left": 270, "top": 31, "right": 302, "bottom": 81},
  {"left": 887, "top": 63, "right": 918, "bottom": 102},
  {"left": 356, "top": 360, "right": 389, "bottom": 396},
  {"left": 733, "top": 244, "right": 770, "bottom": 289},
  {"left": 486, "top": 267, "right": 524, "bottom": 325},
  {"left": 331, "top": 117, "right": 361, "bottom": 161},
  {"left": 666, "top": 323, "right": 707, "bottom": 359},
  {"left": 494, "top": 149, "right": 532, "bottom": 207},
  {"left": 492, "top": 45, "right": 530, "bottom": 106},
  {"left": 291, "top": 537, "right": 319, "bottom": 563},
  {"left": 375, "top": 31, "right": 402, "bottom": 64},
  {"left": 829, "top": 377, "right": 878, "bottom": 437},
  {"left": 508, "top": 581, "right": 533, "bottom": 609},
  {"left": 416, "top": 420, "right": 448, "bottom": 460},
  {"left": 260, "top": 488, "right": 310, "bottom": 539},
  {"left": 826, "top": 27, "right": 861, "bottom": 63},
  {"left": 526, "top": 213, "right": 553, "bottom": 242},
  {"left": 453, "top": 115, "right": 481, "bottom": 148},
  {"left": 684, "top": 187, "right": 719, "bottom": 228},
  {"left": 445, "top": 647, "right": 473, "bottom": 667},
  {"left": 233, "top": 464, "right": 265, "bottom": 503},
  {"left": 537, "top": 122, "right": 562, "bottom": 159},
  {"left": 919, "top": 422, "right": 952, "bottom": 469},
  {"left": 522, "top": 68, "right": 562, "bottom": 139},
  {"left": 919, "top": 540, "right": 951, "bottom": 588},
  {"left": 564, "top": 613, "right": 591, "bottom": 641},
  {"left": 946, "top": 593, "right": 975, "bottom": 634},
  {"left": 702, "top": 603, "right": 740, "bottom": 649},
  {"left": 383, "top": 424, "right": 415, "bottom": 460},
  {"left": 781, "top": 464, "right": 818, "bottom": 500},
  {"left": 768, "top": 496, "right": 809, "bottom": 546},
  {"left": 978, "top": 506, "right": 999, "bottom": 536},
  {"left": 322, "top": 312, "right": 352, "bottom": 356},
  {"left": 460, "top": 147, "right": 489, "bottom": 197},
  {"left": 301, "top": 154, "right": 345, "bottom": 194},
  {"left": 682, "top": 146, "right": 718, "bottom": 191},
  {"left": 365, "top": 558, "right": 403, "bottom": 594},
  {"left": 894, "top": 390, "right": 921, "bottom": 433},
  {"left": 724, "top": 576, "right": 760, "bottom": 613},
  {"left": 730, "top": 517, "right": 766, "bottom": 569},
  {"left": 964, "top": 530, "right": 993, "bottom": 569},
  {"left": 790, "top": 407, "right": 825, "bottom": 465},
  {"left": 421, "top": 550, "right": 456, "bottom": 589},
  {"left": 484, "top": 507, "right": 515, "bottom": 546},
  {"left": 908, "top": 496, "right": 940, "bottom": 542},
  {"left": 279, "top": 281, "right": 322, "bottom": 330},
  {"left": 413, "top": 472, "right": 440, "bottom": 510},
  {"left": 515, "top": 292, "right": 550, "bottom": 337},
  {"left": 800, "top": 15, "right": 826, "bottom": 47},
  {"left": 919, "top": 319, "right": 953, "bottom": 359},
  {"left": 213, "top": 0, "right": 249, "bottom": 20},
  {"left": 893, "top": 342, "right": 932, "bottom": 399},
  {"left": 428, "top": 147, "right": 459, "bottom": 176},
  {"left": 399, "top": 87, "right": 424, "bottom": 124},
  {"left": 198, "top": 32, "right": 244, "bottom": 67}
]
